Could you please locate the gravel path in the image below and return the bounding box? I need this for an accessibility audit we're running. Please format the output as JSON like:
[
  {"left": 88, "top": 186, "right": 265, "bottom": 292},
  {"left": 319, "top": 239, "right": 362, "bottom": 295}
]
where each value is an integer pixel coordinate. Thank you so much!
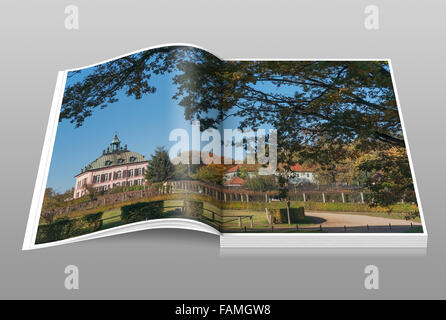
[{"left": 304, "top": 211, "right": 421, "bottom": 232}]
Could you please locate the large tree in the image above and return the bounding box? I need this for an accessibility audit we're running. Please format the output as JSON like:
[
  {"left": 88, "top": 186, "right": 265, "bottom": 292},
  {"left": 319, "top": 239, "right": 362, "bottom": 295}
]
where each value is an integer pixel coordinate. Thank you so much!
[
  {"left": 145, "top": 147, "right": 175, "bottom": 183},
  {"left": 61, "top": 46, "right": 402, "bottom": 154},
  {"left": 60, "top": 46, "right": 412, "bottom": 205}
]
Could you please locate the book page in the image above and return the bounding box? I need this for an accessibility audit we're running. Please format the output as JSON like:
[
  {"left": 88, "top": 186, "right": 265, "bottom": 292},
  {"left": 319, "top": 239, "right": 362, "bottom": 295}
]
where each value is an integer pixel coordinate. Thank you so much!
[{"left": 27, "top": 45, "right": 228, "bottom": 248}]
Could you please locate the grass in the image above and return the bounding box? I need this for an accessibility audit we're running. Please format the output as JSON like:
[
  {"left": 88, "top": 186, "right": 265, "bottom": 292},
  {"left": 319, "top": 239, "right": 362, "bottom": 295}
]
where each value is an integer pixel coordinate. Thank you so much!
[
  {"left": 87, "top": 199, "right": 224, "bottom": 232},
  {"left": 406, "top": 225, "right": 424, "bottom": 233},
  {"left": 221, "top": 208, "right": 321, "bottom": 233},
  {"left": 101, "top": 208, "right": 122, "bottom": 230},
  {"left": 40, "top": 190, "right": 420, "bottom": 239}
]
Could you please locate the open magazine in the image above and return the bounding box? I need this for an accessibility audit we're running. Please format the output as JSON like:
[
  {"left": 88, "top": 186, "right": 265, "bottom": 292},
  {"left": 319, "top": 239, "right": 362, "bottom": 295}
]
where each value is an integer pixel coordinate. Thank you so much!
[{"left": 23, "top": 44, "right": 427, "bottom": 250}]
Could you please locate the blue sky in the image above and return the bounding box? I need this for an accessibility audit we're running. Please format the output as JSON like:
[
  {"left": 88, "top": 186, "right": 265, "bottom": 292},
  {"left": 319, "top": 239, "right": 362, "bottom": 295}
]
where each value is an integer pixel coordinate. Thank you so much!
[
  {"left": 47, "top": 66, "right": 273, "bottom": 193},
  {"left": 47, "top": 69, "right": 198, "bottom": 193}
]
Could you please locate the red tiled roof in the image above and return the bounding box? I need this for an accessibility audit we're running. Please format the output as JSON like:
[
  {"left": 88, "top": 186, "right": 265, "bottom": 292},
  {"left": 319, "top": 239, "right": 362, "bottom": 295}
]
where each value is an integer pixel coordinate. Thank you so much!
[
  {"left": 224, "top": 176, "right": 246, "bottom": 186},
  {"left": 289, "top": 163, "right": 316, "bottom": 172},
  {"left": 225, "top": 164, "right": 258, "bottom": 173}
]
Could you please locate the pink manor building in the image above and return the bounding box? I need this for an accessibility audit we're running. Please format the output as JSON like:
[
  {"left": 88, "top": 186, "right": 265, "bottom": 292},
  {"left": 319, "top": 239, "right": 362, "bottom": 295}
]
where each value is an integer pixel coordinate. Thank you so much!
[{"left": 73, "top": 134, "right": 149, "bottom": 199}]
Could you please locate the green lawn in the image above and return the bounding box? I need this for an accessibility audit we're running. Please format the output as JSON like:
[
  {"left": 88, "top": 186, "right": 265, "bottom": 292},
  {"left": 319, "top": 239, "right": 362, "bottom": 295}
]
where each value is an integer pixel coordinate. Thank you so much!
[
  {"left": 221, "top": 209, "right": 319, "bottom": 231},
  {"left": 99, "top": 200, "right": 223, "bottom": 231},
  {"left": 101, "top": 208, "right": 122, "bottom": 230}
]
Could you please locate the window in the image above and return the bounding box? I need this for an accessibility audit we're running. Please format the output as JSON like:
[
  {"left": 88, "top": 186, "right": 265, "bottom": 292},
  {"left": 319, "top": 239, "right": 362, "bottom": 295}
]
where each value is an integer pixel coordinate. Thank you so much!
[
  {"left": 128, "top": 169, "right": 134, "bottom": 177},
  {"left": 93, "top": 175, "right": 100, "bottom": 183},
  {"left": 105, "top": 160, "right": 112, "bottom": 166},
  {"left": 113, "top": 171, "right": 122, "bottom": 180},
  {"left": 307, "top": 173, "right": 310, "bottom": 178},
  {"left": 135, "top": 168, "right": 142, "bottom": 176},
  {"left": 129, "top": 156, "right": 136, "bottom": 162},
  {"left": 118, "top": 158, "right": 124, "bottom": 164}
]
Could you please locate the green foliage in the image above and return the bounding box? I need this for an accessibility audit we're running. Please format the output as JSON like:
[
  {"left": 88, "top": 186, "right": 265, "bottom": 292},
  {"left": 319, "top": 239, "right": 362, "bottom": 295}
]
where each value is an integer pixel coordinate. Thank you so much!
[
  {"left": 277, "top": 175, "right": 288, "bottom": 200},
  {"left": 221, "top": 200, "right": 419, "bottom": 216},
  {"left": 358, "top": 147, "right": 416, "bottom": 206},
  {"left": 121, "top": 201, "right": 165, "bottom": 224},
  {"left": 81, "top": 211, "right": 104, "bottom": 232},
  {"left": 145, "top": 147, "right": 175, "bottom": 183},
  {"left": 237, "top": 167, "right": 249, "bottom": 180},
  {"left": 36, "top": 217, "right": 75, "bottom": 244},
  {"left": 106, "top": 184, "right": 145, "bottom": 194},
  {"left": 36, "top": 211, "right": 106, "bottom": 244},
  {"left": 244, "top": 175, "right": 276, "bottom": 192},
  {"left": 269, "top": 207, "right": 305, "bottom": 224},
  {"left": 183, "top": 200, "right": 204, "bottom": 218},
  {"left": 85, "top": 184, "right": 98, "bottom": 201},
  {"left": 191, "top": 165, "right": 224, "bottom": 185},
  {"left": 59, "top": 47, "right": 412, "bottom": 208}
]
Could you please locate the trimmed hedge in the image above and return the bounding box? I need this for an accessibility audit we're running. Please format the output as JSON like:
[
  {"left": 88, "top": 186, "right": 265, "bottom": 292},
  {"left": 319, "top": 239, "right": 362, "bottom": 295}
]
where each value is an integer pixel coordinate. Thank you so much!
[
  {"left": 36, "top": 212, "right": 105, "bottom": 244},
  {"left": 269, "top": 207, "right": 305, "bottom": 224},
  {"left": 81, "top": 211, "right": 103, "bottom": 232},
  {"left": 183, "top": 200, "right": 203, "bottom": 218},
  {"left": 221, "top": 200, "right": 419, "bottom": 215},
  {"left": 121, "top": 201, "right": 165, "bottom": 224}
]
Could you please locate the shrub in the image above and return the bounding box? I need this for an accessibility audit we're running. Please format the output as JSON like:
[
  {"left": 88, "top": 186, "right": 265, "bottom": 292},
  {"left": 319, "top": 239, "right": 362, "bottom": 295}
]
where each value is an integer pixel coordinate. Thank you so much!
[
  {"left": 268, "top": 207, "right": 305, "bottom": 224},
  {"left": 81, "top": 211, "right": 103, "bottom": 232},
  {"left": 121, "top": 201, "right": 165, "bottom": 224},
  {"left": 183, "top": 200, "right": 203, "bottom": 218},
  {"left": 36, "top": 217, "right": 75, "bottom": 243}
]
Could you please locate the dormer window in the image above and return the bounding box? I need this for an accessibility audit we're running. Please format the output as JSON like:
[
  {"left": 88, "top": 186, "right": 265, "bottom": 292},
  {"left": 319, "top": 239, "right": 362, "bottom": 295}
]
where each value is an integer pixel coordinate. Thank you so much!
[
  {"left": 105, "top": 160, "right": 113, "bottom": 166},
  {"left": 129, "top": 156, "right": 136, "bottom": 162},
  {"left": 118, "top": 158, "right": 124, "bottom": 164}
]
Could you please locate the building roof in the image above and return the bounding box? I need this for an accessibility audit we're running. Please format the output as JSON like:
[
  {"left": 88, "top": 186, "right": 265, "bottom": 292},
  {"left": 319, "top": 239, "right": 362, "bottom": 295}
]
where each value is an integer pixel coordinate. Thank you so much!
[
  {"left": 225, "top": 164, "right": 259, "bottom": 173},
  {"left": 224, "top": 176, "right": 246, "bottom": 186},
  {"left": 289, "top": 163, "right": 316, "bottom": 172},
  {"left": 77, "top": 134, "right": 148, "bottom": 176}
]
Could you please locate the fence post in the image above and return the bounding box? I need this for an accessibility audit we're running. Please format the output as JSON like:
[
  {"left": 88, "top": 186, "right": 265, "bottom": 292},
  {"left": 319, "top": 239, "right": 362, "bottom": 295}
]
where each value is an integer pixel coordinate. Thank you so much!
[
  {"left": 224, "top": 193, "right": 227, "bottom": 202},
  {"left": 212, "top": 212, "right": 215, "bottom": 221},
  {"left": 265, "top": 208, "right": 271, "bottom": 224},
  {"left": 265, "top": 193, "right": 268, "bottom": 203},
  {"left": 322, "top": 192, "right": 326, "bottom": 203},
  {"left": 341, "top": 192, "right": 345, "bottom": 203},
  {"left": 238, "top": 216, "right": 242, "bottom": 227},
  {"left": 240, "top": 193, "right": 243, "bottom": 202},
  {"left": 303, "top": 192, "right": 306, "bottom": 202},
  {"left": 360, "top": 192, "right": 365, "bottom": 204},
  {"left": 250, "top": 216, "right": 253, "bottom": 228}
]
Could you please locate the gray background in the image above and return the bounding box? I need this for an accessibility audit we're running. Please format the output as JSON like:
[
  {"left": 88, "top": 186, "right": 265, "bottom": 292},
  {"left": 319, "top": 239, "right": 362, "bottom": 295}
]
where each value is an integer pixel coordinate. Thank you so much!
[{"left": 0, "top": 0, "right": 444, "bottom": 299}]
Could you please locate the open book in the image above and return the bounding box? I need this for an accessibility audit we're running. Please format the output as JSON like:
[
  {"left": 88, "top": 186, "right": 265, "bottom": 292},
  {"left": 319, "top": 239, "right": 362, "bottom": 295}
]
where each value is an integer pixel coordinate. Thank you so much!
[{"left": 23, "top": 44, "right": 427, "bottom": 250}]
